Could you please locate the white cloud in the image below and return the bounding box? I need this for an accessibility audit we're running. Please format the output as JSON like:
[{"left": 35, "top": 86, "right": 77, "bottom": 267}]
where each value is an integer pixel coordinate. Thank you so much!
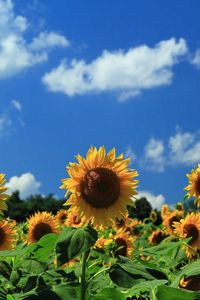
[
  {"left": 0, "top": 0, "right": 69, "bottom": 79},
  {"left": 0, "top": 114, "right": 12, "bottom": 136},
  {"left": 42, "top": 38, "right": 188, "bottom": 100},
  {"left": 142, "top": 129, "right": 200, "bottom": 172},
  {"left": 136, "top": 190, "right": 165, "bottom": 210},
  {"left": 11, "top": 99, "right": 22, "bottom": 111},
  {"left": 190, "top": 49, "right": 200, "bottom": 69},
  {"left": 6, "top": 172, "right": 41, "bottom": 198},
  {"left": 29, "top": 31, "right": 70, "bottom": 51},
  {"left": 143, "top": 138, "right": 165, "bottom": 172},
  {"left": 169, "top": 130, "right": 200, "bottom": 165}
]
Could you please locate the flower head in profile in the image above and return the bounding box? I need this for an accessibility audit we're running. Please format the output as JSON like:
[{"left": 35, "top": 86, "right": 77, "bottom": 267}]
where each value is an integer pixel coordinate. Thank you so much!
[
  {"left": 162, "top": 210, "right": 183, "bottom": 234},
  {"left": 173, "top": 213, "right": 200, "bottom": 258},
  {"left": 64, "top": 206, "right": 86, "bottom": 228},
  {"left": 0, "top": 220, "right": 16, "bottom": 250},
  {"left": 27, "top": 211, "right": 59, "bottom": 244},
  {"left": 61, "top": 146, "right": 138, "bottom": 226},
  {"left": 185, "top": 164, "right": 200, "bottom": 207},
  {"left": 0, "top": 174, "right": 9, "bottom": 213},
  {"left": 56, "top": 209, "right": 69, "bottom": 225},
  {"left": 148, "top": 229, "right": 168, "bottom": 245},
  {"left": 161, "top": 204, "right": 170, "bottom": 220},
  {"left": 111, "top": 229, "right": 134, "bottom": 257}
]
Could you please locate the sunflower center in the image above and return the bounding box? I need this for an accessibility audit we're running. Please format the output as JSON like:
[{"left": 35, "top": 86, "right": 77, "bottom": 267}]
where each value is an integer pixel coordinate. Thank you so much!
[
  {"left": 183, "top": 224, "right": 199, "bottom": 244},
  {"left": 73, "top": 215, "right": 81, "bottom": 225},
  {"left": 32, "top": 222, "right": 53, "bottom": 241},
  {"left": 169, "top": 216, "right": 181, "bottom": 229},
  {"left": 80, "top": 167, "right": 120, "bottom": 209},
  {"left": 0, "top": 228, "right": 6, "bottom": 246},
  {"left": 114, "top": 238, "right": 127, "bottom": 257},
  {"left": 194, "top": 176, "right": 200, "bottom": 196}
]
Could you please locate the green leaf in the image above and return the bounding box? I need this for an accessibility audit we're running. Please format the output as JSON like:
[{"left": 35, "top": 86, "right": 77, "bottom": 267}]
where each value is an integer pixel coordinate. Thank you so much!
[
  {"left": 171, "top": 259, "right": 200, "bottom": 288},
  {"left": 109, "top": 257, "right": 167, "bottom": 288},
  {"left": 156, "top": 285, "right": 200, "bottom": 300},
  {"left": 0, "top": 261, "right": 12, "bottom": 280},
  {"left": 89, "top": 287, "right": 126, "bottom": 300},
  {"left": 0, "top": 249, "right": 26, "bottom": 257},
  {"left": 34, "top": 233, "right": 58, "bottom": 262},
  {"left": 56, "top": 226, "right": 98, "bottom": 266},
  {"left": 88, "top": 272, "right": 111, "bottom": 295}
]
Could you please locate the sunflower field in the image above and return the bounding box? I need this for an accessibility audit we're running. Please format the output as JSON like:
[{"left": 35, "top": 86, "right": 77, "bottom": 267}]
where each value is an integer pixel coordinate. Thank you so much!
[{"left": 1, "top": 147, "right": 200, "bottom": 300}]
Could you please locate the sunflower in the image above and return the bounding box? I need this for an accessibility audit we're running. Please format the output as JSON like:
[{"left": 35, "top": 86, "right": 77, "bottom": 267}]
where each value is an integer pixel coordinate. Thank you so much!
[
  {"left": 113, "top": 213, "right": 133, "bottom": 231},
  {"left": 61, "top": 146, "right": 138, "bottom": 226},
  {"left": 94, "top": 236, "right": 112, "bottom": 249},
  {"left": 64, "top": 207, "right": 86, "bottom": 228},
  {"left": 56, "top": 209, "right": 69, "bottom": 225},
  {"left": 150, "top": 211, "right": 157, "bottom": 223},
  {"left": 112, "top": 230, "right": 134, "bottom": 257},
  {"left": 0, "top": 220, "right": 16, "bottom": 250},
  {"left": 176, "top": 202, "right": 184, "bottom": 212},
  {"left": 162, "top": 210, "right": 183, "bottom": 234},
  {"left": 173, "top": 213, "right": 200, "bottom": 258},
  {"left": 148, "top": 229, "right": 168, "bottom": 245},
  {"left": 0, "top": 174, "right": 8, "bottom": 212},
  {"left": 185, "top": 164, "right": 200, "bottom": 207},
  {"left": 27, "top": 211, "right": 59, "bottom": 243},
  {"left": 179, "top": 275, "right": 200, "bottom": 291},
  {"left": 161, "top": 204, "right": 170, "bottom": 220}
]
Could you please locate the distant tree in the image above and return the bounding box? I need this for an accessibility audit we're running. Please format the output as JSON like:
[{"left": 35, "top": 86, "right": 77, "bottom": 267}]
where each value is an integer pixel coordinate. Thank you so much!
[
  {"left": 128, "top": 197, "right": 152, "bottom": 220},
  {"left": 5, "top": 191, "right": 65, "bottom": 222}
]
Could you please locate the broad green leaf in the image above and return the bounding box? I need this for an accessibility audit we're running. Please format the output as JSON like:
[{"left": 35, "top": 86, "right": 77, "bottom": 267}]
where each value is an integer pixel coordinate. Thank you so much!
[
  {"left": 56, "top": 226, "right": 98, "bottom": 266},
  {"left": 156, "top": 285, "right": 200, "bottom": 300},
  {"left": 34, "top": 233, "right": 58, "bottom": 262},
  {"left": 171, "top": 259, "right": 200, "bottom": 288},
  {"left": 109, "top": 256, "right": 167, "bottom": 288},
  {"left": 89, "top": 287, "right": 126, "bottom": 300}
]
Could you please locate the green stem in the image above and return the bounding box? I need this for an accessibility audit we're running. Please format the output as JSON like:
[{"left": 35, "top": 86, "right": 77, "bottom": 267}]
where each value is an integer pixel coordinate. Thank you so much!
[{"left": 80, "top": 251, "right": 88, "bottom": 300}]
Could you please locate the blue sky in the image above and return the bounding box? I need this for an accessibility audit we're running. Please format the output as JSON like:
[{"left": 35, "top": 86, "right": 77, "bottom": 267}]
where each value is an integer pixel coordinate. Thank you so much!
[{"left": 0, "top": 0, "right": 200, "bottom": 209}]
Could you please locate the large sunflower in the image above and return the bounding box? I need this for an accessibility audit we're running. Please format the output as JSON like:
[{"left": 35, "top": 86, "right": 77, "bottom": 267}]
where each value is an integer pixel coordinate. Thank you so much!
[
  {"left": 0, "top": 174, "right": 8, "bottom": 212},
  {"left": 61, "top": 146, "right": 138, "bottom": 226},
  {"left": 0, "top": 220, "right": 16, "bottom": 250},
  {"left": 27, "top": 211, "right": 59, "bottom": 243},
  {"left": 185, "top": 164, "right": 200, "bottom": 207},
  {"left": 173, "top": 213, "right": 200, "bottom": 258}
]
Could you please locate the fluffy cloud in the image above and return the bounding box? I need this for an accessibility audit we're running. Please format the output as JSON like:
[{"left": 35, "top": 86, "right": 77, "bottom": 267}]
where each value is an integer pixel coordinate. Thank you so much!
[
  {"left": 42, "top": 38, "right": 187, "bottom": 100},
  {"left": 0, "top": 114, "right": 11, "bottom": 137},
  {"left": 169, "top": 131, "right": 200, "bottom": 165},
  {"left": 6, "top": 172, "right": 41, "bottom": 198},
  {"left": 0, "top": 0, "right": 69, "bottom": 79},
  {"left": 190, "top": 49, "right": 200, "bottom": 69},
  {"left": 142, "top": 129, "right": 200, "bottom": 172},
  {"left": 136, "top": 190, "right": 165, "bottom": 210}
]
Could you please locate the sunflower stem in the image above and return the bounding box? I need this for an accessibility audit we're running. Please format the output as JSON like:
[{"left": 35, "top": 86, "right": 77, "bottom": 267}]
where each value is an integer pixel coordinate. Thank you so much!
[{"left": 80, "top": 250, "right": 89, "bottom": 300}]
